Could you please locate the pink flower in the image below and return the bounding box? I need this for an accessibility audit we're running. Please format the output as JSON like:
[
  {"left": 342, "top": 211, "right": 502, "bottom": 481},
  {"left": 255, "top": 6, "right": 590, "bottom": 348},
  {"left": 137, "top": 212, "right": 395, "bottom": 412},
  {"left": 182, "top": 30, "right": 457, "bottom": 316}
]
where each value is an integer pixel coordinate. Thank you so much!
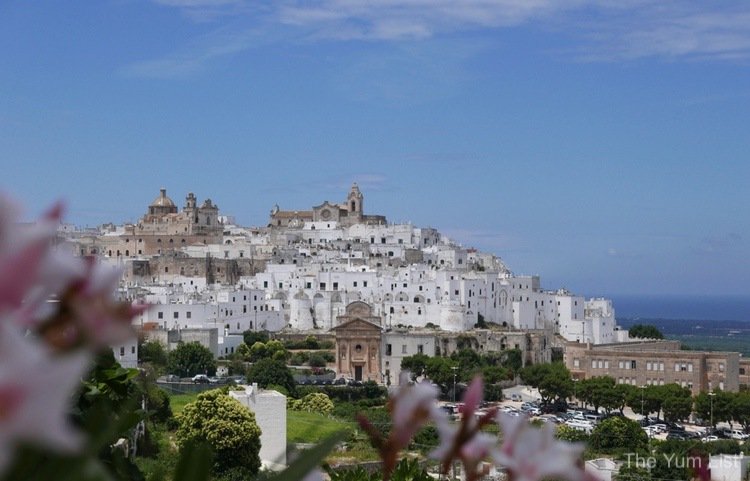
[
  {"left": 0, "top": 196, "right": 62, "bottom": 314},
  {"left": 0, "top": 321, "right": 91, "bottom": 474},
  {"left": 390, "top": 376, "right": 440, "bottom": 448},
  {"left": 431, "top": 377, "right": 499, "bottom": 481},
  {"left": 358, "top": 372, "right": 441, "bottom": 481},
  {"left": 494, "top": 413, "right": 588, "bottom": 481},
  {"left": 61, "top": 258, "right": 145, "bottom": 347}
]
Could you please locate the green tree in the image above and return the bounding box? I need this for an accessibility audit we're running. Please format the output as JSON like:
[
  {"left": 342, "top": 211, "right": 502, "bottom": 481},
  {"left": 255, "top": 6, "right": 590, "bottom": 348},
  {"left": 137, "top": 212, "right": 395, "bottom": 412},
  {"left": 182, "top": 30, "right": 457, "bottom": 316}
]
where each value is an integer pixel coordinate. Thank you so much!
[
  {"left": 590, "top": 416, "right": 648, "bottom": 452},
  {"left": 242, "top": 330, "right": 269, "bottom": 346},
  {"left": 139, "top": 339, "right": 168, "bottom": 372},
  {"left": 246, "top": 357, "right": 296, "bottom": 395},
  {"left": 731, "top": 391, "right": 750, "bottom": 430},
  {"left": 423, "top": 356, "right": 458, "bottom": 388},
  {"left": 167, "top": 342, "right": 217, "bottom": 377},
  {"left": 400, "top": 353, "right": 430, "bottom": 380},
  {"left": 520, "top": 362, "right": 573, "bottom": 405},
  {"left": 578, "top": 376, "right": 619, "bottom": 413},
  {"left": 176, "top": 389, "right": 261, "bottom": 477},
  {"left": 628, "top": 324, "right": 664, "bottom": 340},
  {"left": 555, "top": 424, "right": 590, "bottom": 443},
  {"left": 659, "top": 384, "right": 693, "bottom": 422},
  {"left": 695, "top": 390, "right": 733, "bottom": 427},
  {"left": 234, "top": 342, "right": 251, "bottom": 361},
  {"left": 303, "top": 335, "right": 320, "bottom": 349}
]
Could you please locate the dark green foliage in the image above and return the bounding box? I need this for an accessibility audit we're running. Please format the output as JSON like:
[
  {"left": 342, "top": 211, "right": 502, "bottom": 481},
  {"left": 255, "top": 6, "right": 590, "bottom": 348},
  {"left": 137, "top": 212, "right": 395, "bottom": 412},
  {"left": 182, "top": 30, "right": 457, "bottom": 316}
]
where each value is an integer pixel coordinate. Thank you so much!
[
  {"left": 297, "top": 385, "right": 388, "bottom": 403},
  {"left": 590, "top": 417, "right": 648, "bottom": 452},
  {"left": 520, "top": 362, "right": 573, "bottom": 404},
  {"left": 411, "top": 425, "right": 440, "bottom": 452},
  {"left": 246, "top": 358, "right": 297, "bottom": 395},
  {"left": 242, "top": 331, "right": 269, "bottom": 346},
  {"left": 555, "top": 425, "right": 591, "bottom": 443},
  {"left": 695, "top": 390, "right": 733, "bottom": 427},
  {"left": 139, "top": 340, "right": 168, "bottom": 372},
  {"left": 628, "top": 324, "right": 664, "bottom": 340},
  {"left": 327, "top": 458, "right": 432, "bottom": 481},
  {"left": 400, "top": 353, "right": 430, "bottom": 379},
  {"left": 167, "top": 342, "right": 217, "bottom": 377},
  {"left": 308, "top": 352, "right": 327, "bottom": 367}
]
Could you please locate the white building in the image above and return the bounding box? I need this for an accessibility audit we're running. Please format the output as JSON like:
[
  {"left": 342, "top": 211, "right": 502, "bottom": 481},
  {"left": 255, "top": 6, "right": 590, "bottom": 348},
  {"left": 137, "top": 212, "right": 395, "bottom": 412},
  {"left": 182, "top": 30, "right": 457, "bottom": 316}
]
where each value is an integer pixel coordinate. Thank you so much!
[
  {"left": 710, "top": 454, "right": 750, "bottom": 481},
  {"left": 229, "top": 384, "right": 287, "bottom": 470}
]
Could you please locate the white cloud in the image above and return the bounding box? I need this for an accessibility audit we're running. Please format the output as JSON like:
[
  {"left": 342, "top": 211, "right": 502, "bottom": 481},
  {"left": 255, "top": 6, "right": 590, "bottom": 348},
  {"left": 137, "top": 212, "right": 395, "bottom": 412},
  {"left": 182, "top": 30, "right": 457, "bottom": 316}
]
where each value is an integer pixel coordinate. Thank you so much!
[{"left": 134, "top": 0, "right": 750, "bottom": 78}]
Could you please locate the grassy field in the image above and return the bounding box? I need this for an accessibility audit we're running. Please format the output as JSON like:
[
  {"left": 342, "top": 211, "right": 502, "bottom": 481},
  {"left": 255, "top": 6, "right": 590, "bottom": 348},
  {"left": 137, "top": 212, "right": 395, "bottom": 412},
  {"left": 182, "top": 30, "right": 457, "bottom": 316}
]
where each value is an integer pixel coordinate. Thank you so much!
[
  {"left": 169, "top": 392, "right": 198, "bottom": 415},
  {"left": 287, "top": 410, "right": 354, "bottom": 443}
]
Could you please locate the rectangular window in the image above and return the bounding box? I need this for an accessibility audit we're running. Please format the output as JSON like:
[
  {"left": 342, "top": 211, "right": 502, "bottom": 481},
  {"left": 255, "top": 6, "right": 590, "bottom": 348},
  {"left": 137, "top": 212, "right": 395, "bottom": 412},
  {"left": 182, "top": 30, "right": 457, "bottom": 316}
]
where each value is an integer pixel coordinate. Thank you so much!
[
  {"left": 353, "top": 281, "right": 358, "bottom": 287},
  {"left": 573, "top": 359, "right": 580, "bottom": 368},
  {"left": 363, "top": 281, "right": 368, "bottom": 287},
  {"left": 720, "top": 363, "right": 725, "bottom": 372},
  {"left": 173, "top": 312, "right": 179, "bottom": 319},
  {"left": 120, "top": 347, "right": 125, "bottom": 356},
  {"left": 158, "top": 312, "right": 163, "bottom": 319},
  {"left": 320, "top": 282, "right": 326, "bottom": 290},
  {"left": 386, "top": 344, "right": 392, "bottom": 356},
  {"left": 402, "top": 345, "right": 407, "bottom": 354},
  {"left": 333, "top": 282, "right": 339, "bottom": 291},
  {"left": 647, "top": 362, "right": 652, "bottom": 371},
  {"left": 591, "top": 360, "right": 596, "bottom": 369},
  {"left": 417, "top": 344, "right": 424, "bottom": 354},
  {"left": 660, "top": 362, "right": 665, "bottom": 371},
  {"left": 263, "top": 281, "right": 268, "bottom": 288},
  {"left": 688, "top": 363, "right": 693, "bottom": 372},
  {"left": 675, "top": 363, "right": 680, "bottom": 372},
  {"left": 604, "top": 361, "right": 609, "bottom": 369},
  {"left": 131, "top": 346, "right": 136, "bottom": 354},
  {"left": 187, "top": 311, "right": 192, "bottom": 319},
  {"left": 306, "top": 282, "right": 312, "bottom": 289},
  {"left": 631, "top": 360, "right": 637, "bottom": 370}
]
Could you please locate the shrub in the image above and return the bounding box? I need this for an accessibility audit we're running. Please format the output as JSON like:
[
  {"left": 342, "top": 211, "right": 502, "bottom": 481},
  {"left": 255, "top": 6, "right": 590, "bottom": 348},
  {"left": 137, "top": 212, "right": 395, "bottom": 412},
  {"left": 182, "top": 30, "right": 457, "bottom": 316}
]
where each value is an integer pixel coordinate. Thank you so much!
[
  {"left": 176, "top": 389, "right": 261, "bottom": 477},
  {"left": 290, "top": 392, "right": 334, "bottom": 415}
]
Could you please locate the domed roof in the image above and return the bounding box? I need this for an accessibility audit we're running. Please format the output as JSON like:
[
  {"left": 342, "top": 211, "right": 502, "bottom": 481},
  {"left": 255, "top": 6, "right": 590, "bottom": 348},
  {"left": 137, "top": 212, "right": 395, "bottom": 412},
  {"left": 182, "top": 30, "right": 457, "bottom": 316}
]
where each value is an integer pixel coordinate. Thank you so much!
[{"left": 150, "top": 188, "right": 176, "bottom": 208}]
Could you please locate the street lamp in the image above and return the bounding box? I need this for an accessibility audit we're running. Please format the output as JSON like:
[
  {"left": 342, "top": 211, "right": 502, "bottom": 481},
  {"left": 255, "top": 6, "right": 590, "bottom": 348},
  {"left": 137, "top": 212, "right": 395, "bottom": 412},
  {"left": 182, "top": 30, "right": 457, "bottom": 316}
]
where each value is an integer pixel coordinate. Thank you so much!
[
  {"left": 640, "top": 385, "right": 646, "bottom": 421},
  {"left": 573, "top": 378, "right": 579, "bottom": 407},
  {"left": 451, "top": 366, "right": 459, "bottom": 403},
  {"left": 709, "top": 392, "right": 716, "bottom": 431}
]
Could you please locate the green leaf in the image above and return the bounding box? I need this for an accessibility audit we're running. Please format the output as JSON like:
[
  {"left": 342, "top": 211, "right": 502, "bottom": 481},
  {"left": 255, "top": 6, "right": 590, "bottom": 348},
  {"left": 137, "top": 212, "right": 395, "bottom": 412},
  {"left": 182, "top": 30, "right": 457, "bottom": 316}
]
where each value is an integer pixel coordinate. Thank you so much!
[
  {"left": 172, "top": 441, "right": 213, "bottom": 481},
  {"left": 265, "top": 432, "right": 346, "bottom": 481}
]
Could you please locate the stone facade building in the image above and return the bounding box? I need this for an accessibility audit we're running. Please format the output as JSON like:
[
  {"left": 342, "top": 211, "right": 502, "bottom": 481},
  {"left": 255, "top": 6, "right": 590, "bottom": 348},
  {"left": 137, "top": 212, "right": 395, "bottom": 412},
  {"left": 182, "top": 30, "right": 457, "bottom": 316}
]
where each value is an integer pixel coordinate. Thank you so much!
[
  {"left": 331, "top": 301, "right": 383, "bottom": 382},
  {"left": 269, "top": 183, "right": 386, "bottom": 228},
  {"left": 564, "top": 340, "right": 740, "bottom": 394}
]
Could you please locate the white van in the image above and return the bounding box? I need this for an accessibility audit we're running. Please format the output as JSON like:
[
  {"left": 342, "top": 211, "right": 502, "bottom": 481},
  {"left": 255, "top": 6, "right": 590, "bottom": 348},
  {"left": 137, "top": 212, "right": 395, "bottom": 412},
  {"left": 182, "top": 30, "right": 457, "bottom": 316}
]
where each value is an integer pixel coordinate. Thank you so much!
[
  {"left": 585, "top": 413, "right": 603, "bottom": 424},
  {"left": 729, "top": 430, "right": 749, "bottom": 441}
]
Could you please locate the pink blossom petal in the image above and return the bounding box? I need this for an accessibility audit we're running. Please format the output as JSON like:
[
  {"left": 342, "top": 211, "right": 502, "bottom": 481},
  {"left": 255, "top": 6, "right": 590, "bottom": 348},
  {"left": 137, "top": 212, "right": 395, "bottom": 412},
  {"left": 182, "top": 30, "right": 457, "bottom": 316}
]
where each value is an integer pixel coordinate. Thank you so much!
[{"left": 461, "top": 376, "right": 484, "bottom": 414}]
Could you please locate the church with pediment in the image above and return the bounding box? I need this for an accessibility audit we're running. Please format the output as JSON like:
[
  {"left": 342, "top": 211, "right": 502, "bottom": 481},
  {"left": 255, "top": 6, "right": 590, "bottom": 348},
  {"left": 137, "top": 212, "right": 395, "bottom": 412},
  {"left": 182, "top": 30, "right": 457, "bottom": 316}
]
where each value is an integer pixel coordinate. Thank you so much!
[{"left": 331, "top": 301, "right": 383, "bottom": 383}]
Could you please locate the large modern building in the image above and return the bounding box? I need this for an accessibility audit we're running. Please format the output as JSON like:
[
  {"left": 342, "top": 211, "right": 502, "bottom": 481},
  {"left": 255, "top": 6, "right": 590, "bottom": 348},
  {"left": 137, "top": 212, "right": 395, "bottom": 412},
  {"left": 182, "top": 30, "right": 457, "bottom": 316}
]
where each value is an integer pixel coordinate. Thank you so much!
[{"left": 564, "top": 339, "right": 740, "bottom": 394}]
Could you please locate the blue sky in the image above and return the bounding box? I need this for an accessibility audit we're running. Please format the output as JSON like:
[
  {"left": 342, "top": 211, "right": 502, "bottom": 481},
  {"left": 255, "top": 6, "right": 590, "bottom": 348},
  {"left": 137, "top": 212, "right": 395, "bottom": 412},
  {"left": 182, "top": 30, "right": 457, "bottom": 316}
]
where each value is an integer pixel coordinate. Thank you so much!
[{"left": 1, "top": 0, "right": 749, "bottom": 297}]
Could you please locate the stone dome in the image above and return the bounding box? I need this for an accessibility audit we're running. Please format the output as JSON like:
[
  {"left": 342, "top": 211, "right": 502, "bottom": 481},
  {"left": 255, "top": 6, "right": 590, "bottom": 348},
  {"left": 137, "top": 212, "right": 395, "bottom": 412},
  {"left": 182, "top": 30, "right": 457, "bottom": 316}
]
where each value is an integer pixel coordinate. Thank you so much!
[
  {"left": 151, "top": 188, "right": 176, "bottom": 208},
  {"left": 148, "top": 188, "right": 178, "bottom": 216}
]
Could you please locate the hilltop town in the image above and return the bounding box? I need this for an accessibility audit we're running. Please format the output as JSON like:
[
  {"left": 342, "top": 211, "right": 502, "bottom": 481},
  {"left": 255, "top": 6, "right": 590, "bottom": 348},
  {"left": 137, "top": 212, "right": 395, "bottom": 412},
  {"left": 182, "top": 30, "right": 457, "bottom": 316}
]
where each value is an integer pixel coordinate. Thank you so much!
[{"left": 58, "top": 185, "right": 748, "bottom": 393}]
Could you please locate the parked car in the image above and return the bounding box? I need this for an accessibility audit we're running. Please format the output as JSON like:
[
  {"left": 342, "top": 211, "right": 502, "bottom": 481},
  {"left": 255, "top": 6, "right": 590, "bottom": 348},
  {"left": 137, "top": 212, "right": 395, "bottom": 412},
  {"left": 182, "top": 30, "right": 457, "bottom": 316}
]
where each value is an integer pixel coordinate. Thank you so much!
[
  {"left": 701, "top": 435, "right": 719, "bottom": 442},
  {"left": 192, "top": 374, "right": 210, "bottom": 384},
  {"left": 729, "top": 430, "right": 750, "bottom": 441},
  {"left": 510, "top": 393, "right": 523, "bottom": 402}
]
